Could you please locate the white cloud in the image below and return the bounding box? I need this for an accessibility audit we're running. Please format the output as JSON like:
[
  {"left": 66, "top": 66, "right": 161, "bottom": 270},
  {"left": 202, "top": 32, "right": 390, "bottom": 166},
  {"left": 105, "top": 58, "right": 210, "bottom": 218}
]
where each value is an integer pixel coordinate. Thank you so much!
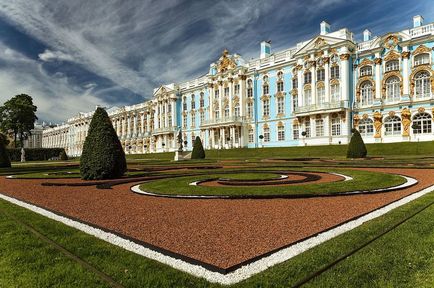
[{"left": 38, "top": 49, "right": 74, "bottom": 62}]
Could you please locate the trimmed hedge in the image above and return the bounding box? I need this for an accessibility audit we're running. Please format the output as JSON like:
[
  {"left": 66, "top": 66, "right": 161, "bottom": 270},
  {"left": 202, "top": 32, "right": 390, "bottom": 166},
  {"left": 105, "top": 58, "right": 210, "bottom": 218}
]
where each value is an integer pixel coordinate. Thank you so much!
[
  {"left": 347, "top": 129, "right": 367, "bottom": 158},
  {"left": 7, "top": 148, "right": 66, "bottom": 162},
  {"left": 191, "top": 136, "right": 205, "bottom": 159},
  {"left": 80, "top": 107, "right": 126, "bottom": 180},
  {"left": 0, "top": 134, "right": 11, "bottom": 167}
]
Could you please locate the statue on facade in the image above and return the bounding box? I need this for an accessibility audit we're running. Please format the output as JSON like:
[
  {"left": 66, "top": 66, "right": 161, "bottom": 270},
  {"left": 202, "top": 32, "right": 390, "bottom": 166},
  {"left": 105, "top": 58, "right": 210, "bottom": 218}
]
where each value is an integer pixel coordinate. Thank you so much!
[
  {"left": 177, "top": 130, "right": 183, "bottom": 152},
  {"left": 20, "top": 147, "right": 26, "bottom": 162}
]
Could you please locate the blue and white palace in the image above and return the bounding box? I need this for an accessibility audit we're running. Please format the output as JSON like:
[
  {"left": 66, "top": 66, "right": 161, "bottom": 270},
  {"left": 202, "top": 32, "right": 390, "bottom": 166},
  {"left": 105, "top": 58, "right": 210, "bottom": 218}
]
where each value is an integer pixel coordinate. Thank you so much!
[{"left": 43, "top": 15, "right": 434, "bottom": 156}]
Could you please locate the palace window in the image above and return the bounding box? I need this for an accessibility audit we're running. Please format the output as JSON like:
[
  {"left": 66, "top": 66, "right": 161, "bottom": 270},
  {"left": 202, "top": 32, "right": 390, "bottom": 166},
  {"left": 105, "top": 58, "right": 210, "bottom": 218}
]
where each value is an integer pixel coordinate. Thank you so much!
[
  {"left": 331, "top": 54, "right": 339, "bottom": 63},
  {"left": 168, "top": 115, "right": 172, "bottom": 127},
  {"left": 263, "top": 84, "right": 269, "bottom": 95},
  {"left": 168, "top": 103, "right": 172, "bottom": 113},
  {"left": 304, "top": 72, "right": 312, "bottom": 84},
  {"left": 384, "top": 116, "right": 401, "bottom": 136},
  {"left": 358, "top": 118, "right": 374, "bottom": 136},
  {"left": 293, "top": 124, "right": 299, "bottom": 140},
  {"left": 360, "top": 66, "right": 372, "bottom": 76},
  {"left": 330, "top": 83, "right": 340, "bottom": 102},
  {"left": 385, "top": 76, "right": 400, "bottom": 102},
  {"left": 247, "top": 80, "right": 253, "bottom": 97},
  {"left": 248, "top": 128, "right": 254, "bottom": 143},
  {"left": 413, "top": 113, "right": 432, "bottom": 134},
  {"left": 317, "top": 69, "right": 325, "bottom": 81},
  {"left": 414, "top": 54, "right": 430, "bottom": 66},
  {"left": 360, "top": 81, "right": 373, "bottom": 106},
  {"left": 214, "top": 103, "right": 220, "bottom": 119},
  {"left": 304, "top": 88, "right": 312, "bottom": 106},
  {"left": 224, "top": 105, "right": 230, "bottom": 118},
  {"left": 277, "top": 97, "right": 285, "bottom": 115},
  {"left": 214, "top": 89, "right": 219, "bottom": 100},
  {"left": 305, "top": 121, "right": 311, "bottom": 138},
  {"left": 200, "top": 111, "right": 205, "bottom": 124},
  {"left": 234, "top": 103, "right": 240, "bottom": 117},
  {"left": 315, "top": 119, "right": 324, "bottom": 137},
  {"left": 385, "top": 60, "right": 399, "bottom": 72},
  {"left": 234, "top": 128, "right": 240, "bottom": 144},
  {"left": 224, "top": 87, "right": 229, "bottom": 97},
  {"left": 183, "top": 97, "right": 187, "bottom": 111},
  {"left": 191, "top": 95, "right": 196, "bottom": 110},
  {"left": 317, "top": 86, "right": 325, "bottom": 105},
  {"left": 183, "top": 114, "right": 187, "bottom": 128},
  {"left": 263, "top": 127, "right": 270, "bottom": 142},
  {"left": 200, "top": 92, "right": 205, "bottom": 108},
  {"left": 414, "top": 71, "right": 431, "bottom": 99},
  {"left": 247, "top": 102, "right": 253, "bottom": 118},
  {"left": 292, "top": 77, "right": 298, "bottom": 89},
  {"left": 331, "top": 117, "right": 341, "bottom": 136},
  {"left": 277, "top": 125, "right": 285, "bottom": 141},
  {"left": 277, "top": 81, "right": 284, "bottom": 92},
  {"left": 191, "top": 114, "right": 196, "bottom": 127},
  {"left": 263, "top": 99, "right": 270, "bottom": 116},
  {"left": 292, "top": 94, "right": 298, "bottom": 111},
  {"left": 330, "top": 66, "right": 340, "bottom": 79},
  {"left": 234, "top": 84, "right": 240, "bottom": 95}
]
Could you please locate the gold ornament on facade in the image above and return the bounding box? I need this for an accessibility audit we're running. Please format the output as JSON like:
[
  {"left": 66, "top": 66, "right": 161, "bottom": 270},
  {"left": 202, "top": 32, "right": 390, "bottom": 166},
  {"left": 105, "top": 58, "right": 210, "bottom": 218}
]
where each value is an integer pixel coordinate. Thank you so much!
[
  {"left": 316, "top": 81, "right": 325, "bottom": 88},
  {"left": 401, "top": 108, "right": 411, "bottom": 137},
  {"left": 293, "top": 118, "right": 299, "bottom": 125},
  {"left": 383, "top": 34, "right": 399, "bottom": 49},
  {"left": 340, "top": 54, "right": 350, "bottom": 61},
  {"left": 260, "top": 95, "right": 270, "bottom": 101},
  {"left": 291, "top": 89, "right": 298, "bottom": 96},
  {"left": 362, "top": 113, "right": 369, "bottom": 119},
  {"left": 384, "top": 50, "right": 400, "bottom": 62},
  {"left": 303, "top": 84, "right": 312, "bottom": 90},
  {"left": 413, "top": 44, "right": 431, "bottom": 56},
  {"left": 330, "top": 78, "right": 340, "bottom": 86},
  {"left": 295, "top": 64, "right": 303, "bottom": 70},
  {"left": 388, "top": 111, "right": 396, "bottom": 117},
  {"left": 418, "top": 107, "right": 425, "bottom": 113},
  {"left": 374, "top": 58, "right": 382, "bottom": 65},
  {"left": 353, "top": 114, "right": 360, "bottom": 128},
  {"left": 263, "top": 123, "right": 269, "bottom": 129},
  {"left": 360, "top": 58, "right": 374, "bottom": 66},
  {"left": 323, "top": 57, "right": 330, "bottom": 64},
  {"left": 373, "top": 111, "right": 382, "bottom": 138},
  {"left": 314, "top": 37, "right": 327, "bottom": 49},
  {"left": 409, "top": 64, "right": 433, "bottom": 97},
  {"left": 381, "top": 72, "right": 403, "bottom": 98},
  {"left": 356, "top": 77, "right": 375, "bottom": 101},
  {"left": 217, "top": 49, "right": 236, "bottom": 73},
  {"left": 401, "top": 51, "right": 411, "bottom": 59},
  {"left": 304, "top": 55, "right": 310, "bottom": 61}
]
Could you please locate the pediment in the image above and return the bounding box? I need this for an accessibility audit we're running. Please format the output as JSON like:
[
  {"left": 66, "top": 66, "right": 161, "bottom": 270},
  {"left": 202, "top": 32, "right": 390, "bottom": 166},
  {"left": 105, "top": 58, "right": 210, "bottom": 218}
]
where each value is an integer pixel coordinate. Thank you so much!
[
  {"left": 153, "top": 85, "right": 175, "bottom": 98},
  {"left": 293, "top": 35, "right": 349, "bottom": 57}
]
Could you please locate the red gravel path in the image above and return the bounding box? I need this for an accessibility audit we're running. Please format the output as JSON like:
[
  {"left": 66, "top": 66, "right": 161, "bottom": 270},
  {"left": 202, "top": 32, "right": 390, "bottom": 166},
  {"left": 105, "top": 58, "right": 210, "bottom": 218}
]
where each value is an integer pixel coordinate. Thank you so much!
[{"left": 0, "top": 168, "right": 433, "bottom": 270}]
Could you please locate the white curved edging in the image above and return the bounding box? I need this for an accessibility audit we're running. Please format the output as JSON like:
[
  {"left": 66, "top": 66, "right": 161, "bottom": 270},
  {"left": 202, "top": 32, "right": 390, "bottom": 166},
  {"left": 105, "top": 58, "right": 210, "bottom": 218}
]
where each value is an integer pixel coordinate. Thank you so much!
[
  {"left": 133, "top": 175, "right": 417, "bottom": 199},
  {"left": 0, "top": 179, "right": 430, "bottom": 285},
  {"left": 189, "top": 174, "right": 288, "bottom": 186}
]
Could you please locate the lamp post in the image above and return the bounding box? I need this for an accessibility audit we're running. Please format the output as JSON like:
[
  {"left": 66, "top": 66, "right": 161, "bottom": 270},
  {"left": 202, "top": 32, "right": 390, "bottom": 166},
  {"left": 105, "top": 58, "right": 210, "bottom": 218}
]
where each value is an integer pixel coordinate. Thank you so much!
[
  {"left": 411, "top": 123, "right": 421, "bottom": 154},
  {"left": 301, "top": 131, "right": 307, "bottom": 147},
  {"left": 259, "top": 134, "right": 264, "bottom": 148}
]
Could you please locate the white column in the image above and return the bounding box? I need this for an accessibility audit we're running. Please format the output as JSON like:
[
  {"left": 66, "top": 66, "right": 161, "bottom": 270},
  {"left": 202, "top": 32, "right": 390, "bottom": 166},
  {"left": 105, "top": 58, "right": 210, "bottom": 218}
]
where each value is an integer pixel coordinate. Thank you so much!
[
  {"left": 310, "top": 63, "right": 316, "bottom": 105},
  {"left": 165, "top": 102, "right": 169, "bottom": 127},
  {"left": 127, "top": 115, "right": 131, "bottom": 138},
  {"left": 297, "top": 66, "right": 303, "bottom": 107},
  {"left": 229, "top": 80, "right": 233, "bottom": 117},
  {"left": 171, "top": 101, "right": 176, "bottom": 127},
  {"left": 219, "top": 82, "right": 223, "bottom": 118},
  {"left": 133, "top": 113, "right": 137, "bottom": 137},
  {"left": 146, "top": 113, "right": 151, "bottom": 132},
  {"left": 341, "top": 54, "right": 350, "bottom": 101},
  {"left": 121, "top": 116, "right": 126, "bottom": 138},
  {"left": 140, "top": 113, "right": 145, "bottom": 135},
  {"left": 240, "top": 77, "right": 246, "bottom": 116},
  {"left": 325, "top": 60, "right": 330, "bottom": 102},
  {"left": 374, "top": 53, "right": 381, "bottom": 100},
  {"left": 402, "top": 47, "right": 410, "bottom": 96},
  {"left": 209, "top": 85, "right": 214, "bottom": 120}
]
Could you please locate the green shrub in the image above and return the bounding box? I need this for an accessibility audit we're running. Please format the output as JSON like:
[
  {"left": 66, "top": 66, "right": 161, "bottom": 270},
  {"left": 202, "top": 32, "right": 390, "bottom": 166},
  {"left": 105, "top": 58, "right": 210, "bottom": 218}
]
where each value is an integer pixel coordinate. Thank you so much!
[
  {"left": 347, "top": 128, "right": 367, "bottom": 158},
  {"left": 59, "top": 150, "right": 68, "bottom": 161},
  {"left": 6, "top": 148, "right": 66, "bottom": 161},
  {"left": 0, "top": 133, "right": 11, "bottom": 168},
  {"left": 80, "top": 107, "right": 126, "bottom": 180},
  {"left": 191, "top": 136, "right": 205, "bottom": 159}
]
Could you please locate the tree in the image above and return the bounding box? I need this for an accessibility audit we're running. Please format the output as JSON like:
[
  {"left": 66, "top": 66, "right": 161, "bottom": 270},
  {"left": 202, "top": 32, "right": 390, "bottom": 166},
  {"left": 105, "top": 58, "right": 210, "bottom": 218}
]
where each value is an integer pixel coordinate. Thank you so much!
[
  {"left": 347, "top": 128, "right": 367, "bottom": 158},
  {"left": 191, "top": 136, "right": 205, "bottom": 159},
  {"left": 80, "top": 107, "right": 126, "bottom": 180},
  {"left": 59, "top": 150, "right": 68, "bottom": 161},
  {"left": 0, "top": 133, "right": 11, "bottom": 168},
  {"left": 0, "top": 94, "right": 38, "bottom": 148}
]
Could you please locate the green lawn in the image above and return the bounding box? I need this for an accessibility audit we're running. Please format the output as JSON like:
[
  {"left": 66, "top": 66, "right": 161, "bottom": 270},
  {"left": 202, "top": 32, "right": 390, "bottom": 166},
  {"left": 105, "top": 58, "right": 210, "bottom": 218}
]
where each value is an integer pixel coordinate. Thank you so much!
[
  {"left": 0, "top": 187, "right": 433, "bottom": 287},
  {"left": 139, "top": 169, "right": 406, "bottom": 197}
]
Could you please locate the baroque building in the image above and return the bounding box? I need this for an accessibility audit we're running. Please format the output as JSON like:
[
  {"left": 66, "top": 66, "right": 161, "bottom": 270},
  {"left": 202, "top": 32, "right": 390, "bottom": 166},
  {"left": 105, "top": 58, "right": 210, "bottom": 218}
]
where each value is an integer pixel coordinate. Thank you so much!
[{"left": 43, "top": 15, "right": 434, "bottom": 156}]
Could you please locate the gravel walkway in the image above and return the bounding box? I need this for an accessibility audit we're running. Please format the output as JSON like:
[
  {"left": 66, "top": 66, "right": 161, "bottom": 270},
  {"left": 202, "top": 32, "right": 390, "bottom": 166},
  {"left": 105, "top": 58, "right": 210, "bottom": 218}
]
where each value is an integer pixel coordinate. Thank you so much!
[{"left": 0, "top": 168, "right": 433, "bottom": 271}]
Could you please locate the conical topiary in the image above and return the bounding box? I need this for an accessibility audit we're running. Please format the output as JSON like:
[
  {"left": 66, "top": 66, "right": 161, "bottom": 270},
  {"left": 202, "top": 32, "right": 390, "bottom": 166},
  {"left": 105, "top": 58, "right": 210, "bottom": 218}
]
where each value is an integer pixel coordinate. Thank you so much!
[
  {"left": 0, "top": 133, "right": 11, "bottom": 168},
  {"left": 347, "top": 128, "right": 367, "bottom": 158},
  {"left": 59, "top": 150, "right": 68, "bottom": 161},
  {"left": 191, "top": 136, "right": 205, "bottom": 159},
  {"left": 80, "top": 107, "right": 126, "bottom": 180}
]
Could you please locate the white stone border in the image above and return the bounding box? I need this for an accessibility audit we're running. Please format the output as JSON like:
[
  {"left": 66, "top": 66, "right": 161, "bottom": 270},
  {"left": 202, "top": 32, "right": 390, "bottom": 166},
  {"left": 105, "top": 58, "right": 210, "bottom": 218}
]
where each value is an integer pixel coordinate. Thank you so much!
[{"left": 1, "top": 181, "right": 433, "bottom": 285}]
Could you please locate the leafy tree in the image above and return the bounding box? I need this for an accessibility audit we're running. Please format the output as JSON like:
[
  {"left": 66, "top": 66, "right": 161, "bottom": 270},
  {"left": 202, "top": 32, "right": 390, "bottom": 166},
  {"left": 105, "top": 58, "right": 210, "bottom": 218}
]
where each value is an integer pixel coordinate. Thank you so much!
[
  {"left": 0, "top": 94, "right": 38, "bottom": 148},
  {"left": 191, "top": 136, "right": 205, "bottom": 159},
  {"left": 80, "top": 107, "right": 126, "bottom": 180},
  {"left": 347, "top": 128, "right": 367, "bottom": 158},
  {"left": 0, "top": 133, "right": 11, "bottom": 168}
]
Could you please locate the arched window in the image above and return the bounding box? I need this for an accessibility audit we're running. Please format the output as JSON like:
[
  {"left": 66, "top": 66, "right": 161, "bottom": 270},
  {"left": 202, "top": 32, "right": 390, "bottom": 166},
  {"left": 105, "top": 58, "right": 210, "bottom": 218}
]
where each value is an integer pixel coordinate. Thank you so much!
[
  {"left": 247, "top": 102, "right": 253, "bottom": 118},
  {"left": 263, "top": 99, "right": 270, "bottom": 116},
  {"left": 224, "top": 105, "right": 230, "bottom": 118},
  {"left": 263, "top": 126, "right": 270, "bottom": 142},
  {"left": 200, "top": 92, "right": 205, "bottom": 108},
  {"left": 292, "top": 77, "right": 298, "bottom": 89},
  {"left": 304, "top": 72, "right": 312, "bottom": 84},
  {"left": 414, "top": 54, "right": 430, "bottom": 66},
  {"left": 360, "top": 81, "right": 373, "bottom": 106},
  {"left": 277, "top": 96, "right": 285, "bottom": 114},
  {"left": 413, "top": 113, "right": 432, "bottom": 134},
  {"left": 214, "top": 103, "right": 220, "bottom": 119},
  {"left": 234, "top": 103, "right": 240, "bottom": 117},
  {"left": 224, "top": 85, "right": 229, "bottom": 97},
  {"left": 214, "top": 89, "right": 219, "bottom": 100},
  {"left": 385, "top": 76, "right": 400, "bottom": 102},
  {"left": 360, "top": 66, "right": 372, "bottom": 76},
  {"left": 385, "top": 60, "right": 399, "bottom": 72},
  {"left": 277, "top": 72, "right": 284, "bottom": 92},
  {"left": 315, "top": 118, "right": 324, "bottom": 137},
  {"left": 414, "top": 71, "right": 431, "bottom": 99},
  {"left": 330, "top": 83, "right": 340, "bottom": 102},
  {"left": 316, "top": 69, "right": 325, "bottom": 81},
  {"left": 330, "top": 66, "right": 340, "bottom": 79},
  {"left": 277, "top": 124, "right": 285, "bottom": 141},
  {"left": 317, "top": 85, "right": 325, "bottom": 104},
  {"left": 331, "top": 117, "right": 341, "bottom": 136},
  {"left": 358, "top": 118, "right": 374, "bottom": 136},
  {"left": 292, "top": 94, "right": 298, "bottom": 110},
  {"left": 384, "top": 116, "right": 401, "bottom": 136},
  {"left": 263, "top": 75, "right": 269, "bottom": 95},
  {"left": 191, "top": 94, "right": 196, "bottom": 109},
  {"left": 247, "top": 79, "right": 253, "bottom": 97},
  {"left": 304, "top": 88, "right": 312, "bottom": 106},
  {"left": 183, "top": 96, "right": 187, "bottom": 111},
  {"left": 248, "top": 128, "right": 254, "bottom": 143}
]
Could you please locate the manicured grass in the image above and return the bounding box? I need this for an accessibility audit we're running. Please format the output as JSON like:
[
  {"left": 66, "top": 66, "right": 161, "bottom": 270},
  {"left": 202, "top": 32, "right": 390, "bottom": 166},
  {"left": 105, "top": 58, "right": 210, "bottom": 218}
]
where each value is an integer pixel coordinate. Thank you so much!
[
  {"left": 216, "top": 172, "right": 282, "bottom": 181},
  {"left": 1, "top": 184, "right": 433, "bottom": 287},
  {"left": 139, "top": 169, "right": 406, "bottom": 196}
]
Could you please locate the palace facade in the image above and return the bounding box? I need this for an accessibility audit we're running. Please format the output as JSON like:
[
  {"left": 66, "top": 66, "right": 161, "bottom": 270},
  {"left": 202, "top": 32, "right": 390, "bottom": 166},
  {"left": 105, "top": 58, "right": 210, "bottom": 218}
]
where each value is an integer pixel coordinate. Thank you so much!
[{"left": 43, "top": 15, "right": 434, "bottom": 156}]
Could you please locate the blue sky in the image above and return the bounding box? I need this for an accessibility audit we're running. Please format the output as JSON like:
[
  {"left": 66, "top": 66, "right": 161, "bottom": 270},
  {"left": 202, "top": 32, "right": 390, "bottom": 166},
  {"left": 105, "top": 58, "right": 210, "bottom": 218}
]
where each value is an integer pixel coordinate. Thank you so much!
[{"left": 0, "top": 0, "right": 432, "bottom": 123}]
